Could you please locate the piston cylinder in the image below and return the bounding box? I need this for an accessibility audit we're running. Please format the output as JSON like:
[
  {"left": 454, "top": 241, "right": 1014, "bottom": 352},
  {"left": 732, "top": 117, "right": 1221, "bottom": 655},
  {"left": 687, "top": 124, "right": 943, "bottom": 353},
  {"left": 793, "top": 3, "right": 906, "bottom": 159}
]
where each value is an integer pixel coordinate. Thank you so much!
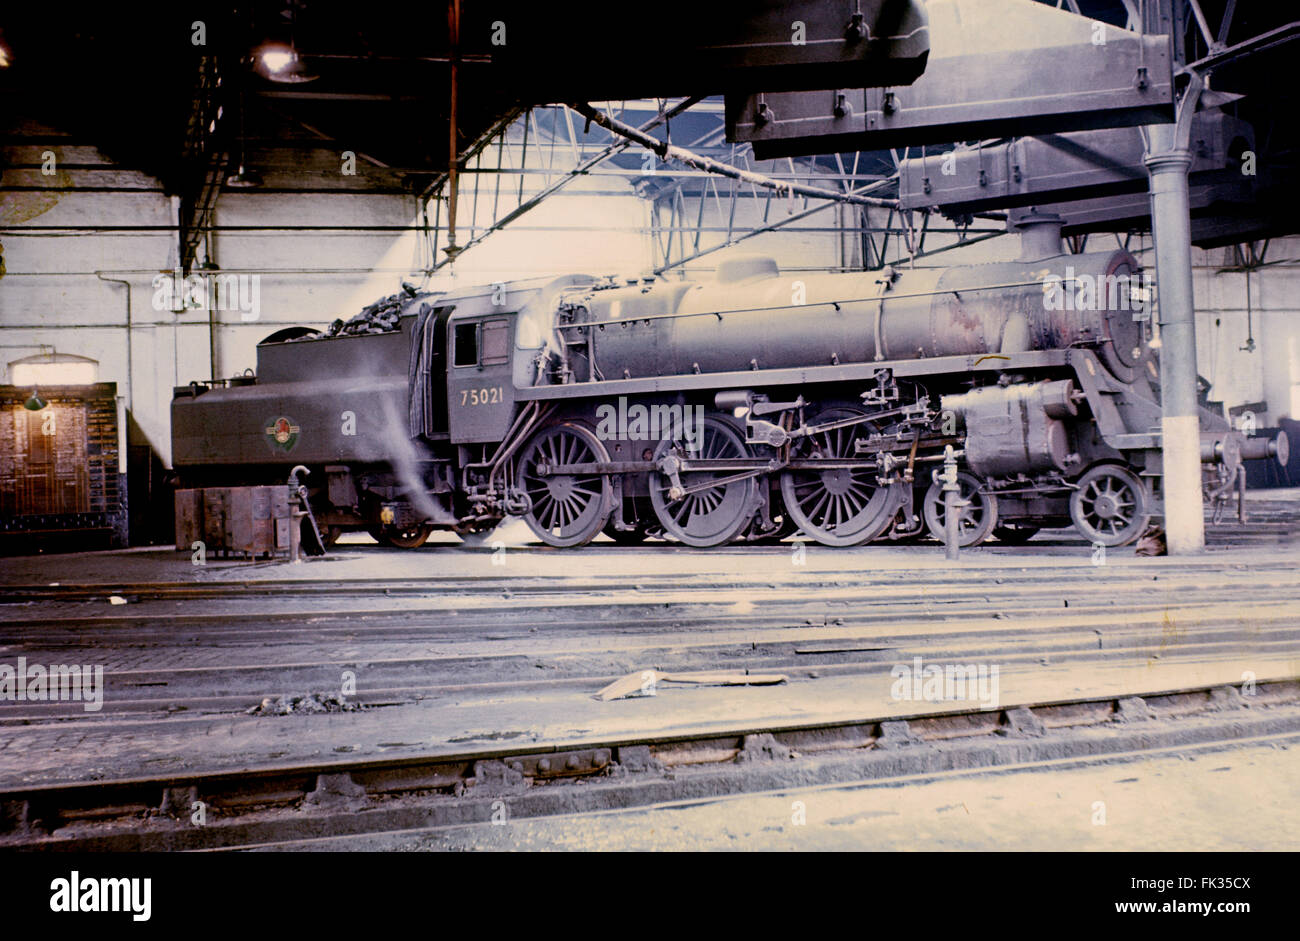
[{"left": 941, "top": 380, "right": 1079, "bottom": 478}]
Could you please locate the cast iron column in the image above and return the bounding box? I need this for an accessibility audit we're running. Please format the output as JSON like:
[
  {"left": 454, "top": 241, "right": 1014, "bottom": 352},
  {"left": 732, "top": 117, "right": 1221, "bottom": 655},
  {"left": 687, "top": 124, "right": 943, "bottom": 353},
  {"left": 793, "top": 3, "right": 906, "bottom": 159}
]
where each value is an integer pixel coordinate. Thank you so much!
[{"left": 1144, "top": 122, "right": 1205, "bottom": 554}]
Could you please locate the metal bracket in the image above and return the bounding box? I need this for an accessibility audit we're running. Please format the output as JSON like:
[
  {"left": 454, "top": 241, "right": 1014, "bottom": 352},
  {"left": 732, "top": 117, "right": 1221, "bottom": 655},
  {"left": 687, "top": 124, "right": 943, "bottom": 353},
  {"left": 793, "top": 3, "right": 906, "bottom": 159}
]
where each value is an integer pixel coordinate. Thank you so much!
[{"left": 287, "top": 465, "right": 326, "bottom": 558}]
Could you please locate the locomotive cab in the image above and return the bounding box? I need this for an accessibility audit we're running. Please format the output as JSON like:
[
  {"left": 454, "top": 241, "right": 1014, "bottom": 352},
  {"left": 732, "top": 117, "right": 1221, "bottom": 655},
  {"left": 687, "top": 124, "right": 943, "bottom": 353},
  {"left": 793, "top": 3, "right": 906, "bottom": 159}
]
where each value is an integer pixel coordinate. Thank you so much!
[
  {"left": 435, "top": 274, "right": 603, "bottom": 448},
  {"left": 446, "top": 312, "right": 517, "bottom": 444}
]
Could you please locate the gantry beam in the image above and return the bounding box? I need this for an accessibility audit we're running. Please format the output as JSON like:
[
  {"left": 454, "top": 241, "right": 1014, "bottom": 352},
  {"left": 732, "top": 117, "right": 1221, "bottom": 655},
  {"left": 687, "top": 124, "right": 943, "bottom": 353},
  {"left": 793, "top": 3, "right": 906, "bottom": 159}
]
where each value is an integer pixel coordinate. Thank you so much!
[{"left": 728, "top": 0, "right": 1174, "bottom": 159}]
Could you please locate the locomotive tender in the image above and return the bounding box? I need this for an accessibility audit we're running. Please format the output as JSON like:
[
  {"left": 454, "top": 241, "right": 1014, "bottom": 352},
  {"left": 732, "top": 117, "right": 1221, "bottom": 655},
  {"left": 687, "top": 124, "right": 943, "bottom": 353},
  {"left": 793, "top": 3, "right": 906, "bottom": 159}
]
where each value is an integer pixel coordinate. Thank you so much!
[{"left": 172, "top": 217, "right": 1280, "bottom": 551}]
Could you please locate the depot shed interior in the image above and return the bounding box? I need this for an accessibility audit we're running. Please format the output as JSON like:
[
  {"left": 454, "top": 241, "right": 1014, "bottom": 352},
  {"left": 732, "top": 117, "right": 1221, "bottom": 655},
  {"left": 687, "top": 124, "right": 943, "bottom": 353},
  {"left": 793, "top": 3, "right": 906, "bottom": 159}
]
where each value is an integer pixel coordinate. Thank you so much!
[{"left": 1, "top": 0, "right": 1298, "bottom": 552}]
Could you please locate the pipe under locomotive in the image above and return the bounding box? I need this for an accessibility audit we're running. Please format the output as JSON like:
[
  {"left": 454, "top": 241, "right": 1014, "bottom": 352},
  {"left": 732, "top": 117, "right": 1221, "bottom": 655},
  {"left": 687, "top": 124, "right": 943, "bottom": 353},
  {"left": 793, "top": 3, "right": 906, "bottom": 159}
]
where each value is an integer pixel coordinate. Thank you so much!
[{"left": 171, "top": 218, "right": 1284, "bottom": 550}]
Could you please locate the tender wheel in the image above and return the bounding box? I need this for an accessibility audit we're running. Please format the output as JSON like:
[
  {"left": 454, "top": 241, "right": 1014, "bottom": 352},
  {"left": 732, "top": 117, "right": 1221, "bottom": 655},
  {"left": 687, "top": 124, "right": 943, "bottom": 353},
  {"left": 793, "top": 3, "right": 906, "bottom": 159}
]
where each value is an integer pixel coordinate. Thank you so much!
[
  {"left": 993, "top": 523, "right": 1040, "bottom": 545},
  {"left": 649, "top": 415, "right": 756, "bottom": 547},
  {"left": 923, "top": 471, "right": 998, "bottom": 547},
  {"left": 1069, "top": 464, "right": 1150, "bottom": 547},
  {"left": 779, "top": 405, "right": 900, "bottom": 546},
  {"left": 384, "top": 526, "right": 431, "bottom": 549},
  {"left": 516, "top": 422, "right": 613, "bottom": 547}
]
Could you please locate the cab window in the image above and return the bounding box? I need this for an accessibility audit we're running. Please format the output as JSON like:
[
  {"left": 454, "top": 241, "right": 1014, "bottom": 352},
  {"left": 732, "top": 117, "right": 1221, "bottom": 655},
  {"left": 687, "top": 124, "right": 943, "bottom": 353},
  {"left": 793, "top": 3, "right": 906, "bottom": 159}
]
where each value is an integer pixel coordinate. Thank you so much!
[{"left": 453, "top": 322, "right": 479, "bottom": 367}]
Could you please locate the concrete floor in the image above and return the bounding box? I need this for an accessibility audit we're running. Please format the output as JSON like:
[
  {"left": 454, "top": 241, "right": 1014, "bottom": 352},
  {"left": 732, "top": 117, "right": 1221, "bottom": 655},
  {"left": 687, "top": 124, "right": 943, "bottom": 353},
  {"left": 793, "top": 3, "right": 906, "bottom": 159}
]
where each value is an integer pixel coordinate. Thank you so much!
[
  {"left": 1, "top": 533, "right": 1296, "bottom": 788},
  {"left": 1, "top": 489, "right": 1297, "bottom": 849}
]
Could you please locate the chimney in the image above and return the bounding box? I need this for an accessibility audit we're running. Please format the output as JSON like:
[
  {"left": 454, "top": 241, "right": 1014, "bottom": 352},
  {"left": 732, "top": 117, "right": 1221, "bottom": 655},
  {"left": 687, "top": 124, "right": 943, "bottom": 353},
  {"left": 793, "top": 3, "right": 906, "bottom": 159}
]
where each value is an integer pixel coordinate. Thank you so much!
[{"left": 1012, "top": 209, "right": 1064, "bottom": 261}]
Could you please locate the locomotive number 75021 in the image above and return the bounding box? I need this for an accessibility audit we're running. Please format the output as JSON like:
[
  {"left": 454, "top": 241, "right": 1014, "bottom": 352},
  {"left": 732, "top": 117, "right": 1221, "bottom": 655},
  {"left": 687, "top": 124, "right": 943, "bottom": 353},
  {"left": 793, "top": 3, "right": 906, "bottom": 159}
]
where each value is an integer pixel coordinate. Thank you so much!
[{"left": 461, "top": 386, "right": 504, "bottom": 406}]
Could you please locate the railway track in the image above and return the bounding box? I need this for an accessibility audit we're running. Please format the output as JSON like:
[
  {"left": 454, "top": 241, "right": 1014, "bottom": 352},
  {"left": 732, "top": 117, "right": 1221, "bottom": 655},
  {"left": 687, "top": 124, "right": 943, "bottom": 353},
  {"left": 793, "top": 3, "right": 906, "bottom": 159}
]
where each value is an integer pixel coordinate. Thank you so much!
[
  {"left": 0, "top": 538, "right": 1292, "bottom": 602},
  {"left": 0, "top": 610, "right": 1292, "bottom": 724},
  {"left": 0, "top": 560, "right": 1295, "bottom": 724},
  {"left": 1, "top": 498, "right": 1297, "bottom": 849},
  {"left": 1, "top": 556, "right": 1294, "bottom": 627},
  {"left": 3, "top": 675, "right": 1297, "bottom": 850}
]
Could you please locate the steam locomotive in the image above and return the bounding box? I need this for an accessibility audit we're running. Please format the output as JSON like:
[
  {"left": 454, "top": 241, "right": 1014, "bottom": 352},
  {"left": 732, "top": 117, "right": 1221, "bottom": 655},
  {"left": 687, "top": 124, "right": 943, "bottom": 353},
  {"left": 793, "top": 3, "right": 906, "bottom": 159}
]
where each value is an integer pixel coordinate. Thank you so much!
[{"left": 171, "top": 217, "right": 1283, "bottom": 550}]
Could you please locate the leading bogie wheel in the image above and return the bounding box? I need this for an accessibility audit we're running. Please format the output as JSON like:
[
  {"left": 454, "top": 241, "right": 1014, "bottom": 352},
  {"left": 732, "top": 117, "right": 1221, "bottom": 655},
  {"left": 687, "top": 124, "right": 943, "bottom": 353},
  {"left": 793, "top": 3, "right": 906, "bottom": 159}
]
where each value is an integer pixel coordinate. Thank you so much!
[
  {"left": 1069, "top": 463, "right": 1150, "bottom": 547},
  {"left": 515, "top": 422, "right": 613, "bottom": 547},
  {"left": 923, "top": 470, "right": 998, "bottom": 547}
]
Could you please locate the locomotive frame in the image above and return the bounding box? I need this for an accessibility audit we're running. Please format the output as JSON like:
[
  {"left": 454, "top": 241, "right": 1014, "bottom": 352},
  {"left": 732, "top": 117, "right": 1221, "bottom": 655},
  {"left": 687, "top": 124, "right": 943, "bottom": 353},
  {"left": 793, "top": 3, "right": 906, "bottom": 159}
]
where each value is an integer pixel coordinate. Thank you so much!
[{"left": 172, "top": 228, "right": 1283, "bottom": 552}]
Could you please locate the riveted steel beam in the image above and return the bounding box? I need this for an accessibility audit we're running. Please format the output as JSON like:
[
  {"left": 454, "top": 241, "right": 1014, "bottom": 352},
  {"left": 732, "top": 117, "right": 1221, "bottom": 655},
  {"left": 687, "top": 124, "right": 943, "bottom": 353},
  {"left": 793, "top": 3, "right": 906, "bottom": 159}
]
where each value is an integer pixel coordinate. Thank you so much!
[
  {"left": 727, "top": 0, "right": 1174, "bottom": 159},
  {"left": 895, "top": 110, "right": 1252, "bottom": 213},
  {"left": 469, "top": 0, "right": 930, "bottom": 102}
]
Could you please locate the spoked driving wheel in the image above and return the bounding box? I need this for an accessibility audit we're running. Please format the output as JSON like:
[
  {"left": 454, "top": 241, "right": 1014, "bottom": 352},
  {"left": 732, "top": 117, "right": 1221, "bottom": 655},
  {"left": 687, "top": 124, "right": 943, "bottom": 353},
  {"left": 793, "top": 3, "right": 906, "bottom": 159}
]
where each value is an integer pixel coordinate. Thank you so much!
[
  {"left": 649, "top": 415, "right": 757, "bottom": 547},
  {"left": 779, "top": 405, "right": 900, "bottom": 546},
  {"left": 515, "top": 422, "right": 613, "bottom": 547},
  {"left": 1069, "top": 464, "right": 1150, "bottom": 547},
  {"left": 923, "top": 470, "right": 998, "bottom": 547}
]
